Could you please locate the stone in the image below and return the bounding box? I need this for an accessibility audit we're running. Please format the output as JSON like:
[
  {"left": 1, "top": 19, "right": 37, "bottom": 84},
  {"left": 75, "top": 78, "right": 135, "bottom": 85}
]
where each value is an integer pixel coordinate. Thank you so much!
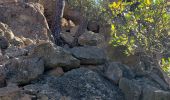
[
  {"left": 24, "top": 84, "right": 64, "bottom": 100},
  {"left": 0, "top": 0, "right": 17, "bottom": 4},
  {"left": 9, "top": 36, "right": 24, "bottom": 47},
  {"left": 0, "top": 22, "right": 15, "bottom": 40},
  {"left": 0, "top": 2, "right": 50, "bottom": 41},
  {"left": 32, "top": 68, "right": 125, "bottom": 100},
  {"left": 78, "top": 31, "right": 105, "bottom": 46},
  {"left": 61, "top": 26, "right": 79, "bottom": 44},
  {"left": 0, "top": 85, "right": 21, "bottom": 100},
  {"left": 119, "top": 78, "right": 141, "bottom": 100},
  {"left": 47, "top": 67, "right": 64, "bottom": 77},
  {"left": 5, "top": 46, "right": 28, "bottom": 58},
  {"left": 104, "top": 62, "right": 123, "bottom": 84},
  {"left": 4, "top": 57, "right": 44, "bottom": 85},
  {"left": 107, "top": 62, "right": 135, "bottom": 79},
  {"left": 142, "top": 85, "right": 170, "bottom": 100},
  {"left": 70, "top": 46, "right": 107, "bottom": 65},
  {"left": 0, "top": 36, "right": 9, "bottom": 50},
  {"left": 30, "top": 42, "right": 80, "bottom": 70}
]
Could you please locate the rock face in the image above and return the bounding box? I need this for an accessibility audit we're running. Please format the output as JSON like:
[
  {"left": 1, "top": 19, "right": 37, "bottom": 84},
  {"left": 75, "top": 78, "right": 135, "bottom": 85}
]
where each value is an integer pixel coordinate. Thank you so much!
[
  {"left": 4, "top": 57, "right": 44, "bottom": 85},
  {"left": 0, "top": 2, "right": 50, "bottom": 41},
  {"left": 31, "top": 42, "right": 80, "bottom": 69},
  {"left": 70, "top": 46, "right": 107, "bottom": 65}
]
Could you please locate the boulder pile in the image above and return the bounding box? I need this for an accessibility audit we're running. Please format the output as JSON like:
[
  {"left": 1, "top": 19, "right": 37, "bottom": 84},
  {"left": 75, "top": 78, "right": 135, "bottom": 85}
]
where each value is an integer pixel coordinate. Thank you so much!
[{"left": 0, "top": 1, "right": 169, "bottom": 100}]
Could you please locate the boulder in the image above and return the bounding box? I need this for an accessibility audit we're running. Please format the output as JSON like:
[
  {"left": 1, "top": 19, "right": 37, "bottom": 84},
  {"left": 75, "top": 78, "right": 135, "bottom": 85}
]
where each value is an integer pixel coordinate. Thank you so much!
[
  {"left": 142, "top": 85, "right": 170, "bottom": 100},
  {"left": 104, "top": 62, "right": 123, "bottom": 84},
  {"left": 0, "top": 85, "right": 21, "bottom": 100},
  {"left": 70, "top": 46, "right": 107, "bottom": 65},
  {"left": 0, "top": 2, "right": 50, "bottom": 41},
  {"left": 31, "top": 68, "right": 124, "bottom": 100},
  {"left": 0, "top": 36, "right": 9, "bottom": 50},
  {"left": 0, "top": 22, "right": 15, "bottom": 40},
  {"left": 5, "top": 46, "right": 28, "bottom": 58},
  {"left": 24, "top": 84, "right": 69, "bottom": 100},
  {"left": 46, "top": 67, "right": 64, "bottom": 77},
  {"left": 78, "top": 31, "right": 105, "bottom": 46},
  {"left": 119, "top": 78, "right": 142, "bottom": 100},
  {"left": 30, "top": 42, "right": 80, "bottom": 69},
  {"left": 4, "top": 57, "right": 44, "bottom": 85},
  {"left": 61, "top": 26, "right": 79, "bottom": 44}
]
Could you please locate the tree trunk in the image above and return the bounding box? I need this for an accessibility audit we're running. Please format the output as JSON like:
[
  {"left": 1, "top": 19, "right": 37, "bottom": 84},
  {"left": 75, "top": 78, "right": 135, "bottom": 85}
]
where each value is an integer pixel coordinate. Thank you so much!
[
  {"left": 53, "top": 0, "right": 65, "bottom": 46},
  {"left": 71, "top": 18, "right": 88, "bottom": 47}
]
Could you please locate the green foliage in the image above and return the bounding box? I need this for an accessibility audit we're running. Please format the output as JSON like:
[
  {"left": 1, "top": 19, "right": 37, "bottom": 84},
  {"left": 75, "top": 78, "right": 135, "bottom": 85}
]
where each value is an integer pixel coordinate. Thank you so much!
[
  {"left": 109, "top": 0, "right": 170, "bottom": 56},
  {"left": 162, "top": 57, "right": 170, "bottom": 76},
  {"left": 67, "top": 0, "right": 109, "bottom": 23}
]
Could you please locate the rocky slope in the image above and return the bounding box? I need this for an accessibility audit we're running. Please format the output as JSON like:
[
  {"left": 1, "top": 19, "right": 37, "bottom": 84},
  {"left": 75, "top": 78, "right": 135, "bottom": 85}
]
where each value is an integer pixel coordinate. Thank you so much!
[{"left": 0, "top": 1, "right": 170, "bottom": 100}]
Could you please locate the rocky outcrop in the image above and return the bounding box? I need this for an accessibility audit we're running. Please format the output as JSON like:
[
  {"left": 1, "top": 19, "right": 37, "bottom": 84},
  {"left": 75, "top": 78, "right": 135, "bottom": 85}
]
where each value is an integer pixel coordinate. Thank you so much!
[{"left": 0, "top": 2, "right": 50, "bottom": 41}]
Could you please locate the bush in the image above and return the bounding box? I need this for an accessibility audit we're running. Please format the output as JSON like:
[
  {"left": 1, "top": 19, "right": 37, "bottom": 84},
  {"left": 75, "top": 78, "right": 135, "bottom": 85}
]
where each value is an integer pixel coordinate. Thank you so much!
[{"left": 109, "top": 0, "right": 170, "bottom": 56}]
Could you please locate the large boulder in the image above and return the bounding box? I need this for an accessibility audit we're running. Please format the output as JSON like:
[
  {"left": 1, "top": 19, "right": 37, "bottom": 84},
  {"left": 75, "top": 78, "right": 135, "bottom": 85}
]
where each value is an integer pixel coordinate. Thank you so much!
[
  {"left": 70, "top": 46, "right": 107, "bottom": 65},
  {"left": 104, "top": 62, "right": 123, "bottom": 84},
  {"left": 119, "top": 78, "right": 142, "bottom": 100},
  {"left": 78, "top": 31, "right": 105, "bottom": 46},
  {"left": 142, "top": 85, "right": 170, "bottom": 100},
  {"left": 3, "top": 57, "right": 44, "bottom": 85},
  {"left": 0, "top": 2, "right": 50, "bottom": 41},
  {"left": 30, "top": 42, "right": 80, "bottom": 69},
  {"left": 30, "top": 68, "right": 124, "bottom": 100}
]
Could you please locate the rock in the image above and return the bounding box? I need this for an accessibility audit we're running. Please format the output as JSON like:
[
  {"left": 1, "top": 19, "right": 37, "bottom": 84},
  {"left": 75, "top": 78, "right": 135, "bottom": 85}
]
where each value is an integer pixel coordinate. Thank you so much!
[
  {"left": 119, "top": 78, "right": 142, "bottom": 100},
  {"left": 31, "top": 42, "right": 80, "bottom": 70},
  {"left": 0, "top": 22, "right": 15, "bottom": 40},
  {"left": 0, "top": 2, "right": 50, "bottom": 41},
  {"left": 78, "top": 31, "right": 105, "bottom": 46},
  {"left": 0, "top": 0, "right": 17, "bottom": 4},
  {"left": 46, "top": 67, "right": 64, "bottom": 77},
  {"left": 9, "top": 37, "right": 24, "bottom": 47},
  {"left": 61, "top": 26, "right": 79, "bottom": 44},
  {"left": 70, "top": 46, "right": 107, "bottom": 65},
  {"left": 0, "top": 36, "right": 9, "bottom": 50},
  {"left": 20, "top": 36, "right": 34, "bottom": 46},
  {"left": 33, "top": 68, "right": 124, "bottom": 100},
  {"left": 24, "top": 84, "right": 65, "bottom": 100},
  {"left": 64, "top": 2, "right": 82, "bottom": 24},
  {"left": 104, "top": 62, "right": 123, "bottom": 84},
  {"left": 107, "top": 62, "right": 135, "bottom": 79},
  {"left": 4, "top": 57, "right": 44, "bottom": 85},
  {"left": 5, "top": 46, "right": 28, "bottom": 58},
  {"left": 0, "top": 85, "right": 21, "bottom": 100},
  {"left": 142, "top": 85, "right": 170, "bottom": 100}
]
